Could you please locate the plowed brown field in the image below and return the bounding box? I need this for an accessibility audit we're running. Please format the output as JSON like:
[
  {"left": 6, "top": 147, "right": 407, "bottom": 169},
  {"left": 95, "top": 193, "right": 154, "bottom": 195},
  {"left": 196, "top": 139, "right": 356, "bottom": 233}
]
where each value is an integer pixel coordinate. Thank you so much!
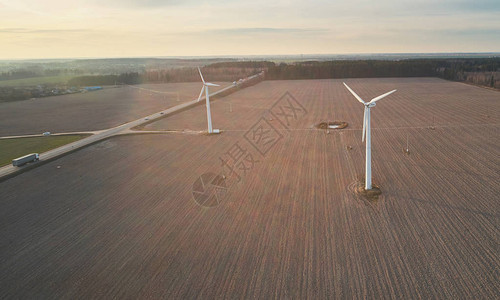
[
  {"left": 0, "top": 78, "right": 498, "bottom": 298},
  {"left": 0, "top": 82, "right": 229, "bottom": 136}
]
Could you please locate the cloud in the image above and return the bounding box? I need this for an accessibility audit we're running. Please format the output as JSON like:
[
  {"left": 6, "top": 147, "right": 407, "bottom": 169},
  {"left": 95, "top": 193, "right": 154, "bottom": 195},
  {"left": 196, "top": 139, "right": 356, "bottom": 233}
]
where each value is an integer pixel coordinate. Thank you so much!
[
  {"left": 433, "top": 28, "right": 500, "bottom": 36},
  {"left": 0, "top": 28, "right": 91, "bottom": 34},
  {"left": 0, "top": 28, "right": 26, "bottom": 33},
  {"left": 445, "top": 0, "right": 500, "bottom": 12},
  {"left": 87, "top": 0, "right": 189, "bottom": 8},
  {"left": 205, "top": 27, "right": 330, "bottom": 35}
]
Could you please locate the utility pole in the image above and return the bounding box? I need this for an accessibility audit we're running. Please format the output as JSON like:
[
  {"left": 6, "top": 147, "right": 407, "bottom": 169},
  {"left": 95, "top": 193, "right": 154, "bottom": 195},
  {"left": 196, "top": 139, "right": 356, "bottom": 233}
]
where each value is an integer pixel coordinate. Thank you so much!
[{"left": 406, "top": 133, "right": 409, "bottom": 153}]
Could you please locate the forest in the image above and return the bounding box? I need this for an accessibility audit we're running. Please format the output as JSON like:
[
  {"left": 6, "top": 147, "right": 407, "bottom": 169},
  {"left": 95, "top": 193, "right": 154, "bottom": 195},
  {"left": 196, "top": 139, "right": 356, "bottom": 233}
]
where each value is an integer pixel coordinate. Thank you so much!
[
  {"left": 1, "top": 58, "right": 498, "bottom": 102},
  {"left": 264, "top": 59, "right": 499, "bottom": 89},
  {"left": 66, "top": 58, "right": 499, "bottom": 88}
]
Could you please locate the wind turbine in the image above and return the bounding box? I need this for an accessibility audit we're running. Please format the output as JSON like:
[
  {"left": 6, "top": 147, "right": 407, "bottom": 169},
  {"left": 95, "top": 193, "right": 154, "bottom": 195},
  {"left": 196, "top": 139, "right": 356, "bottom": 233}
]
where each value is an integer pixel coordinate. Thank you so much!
[
  {"left": 197, "top": 67, "right": 220, "bottom": 133},
  {"left": 343, "top": 82, "right": 396, "bottom": 190}
]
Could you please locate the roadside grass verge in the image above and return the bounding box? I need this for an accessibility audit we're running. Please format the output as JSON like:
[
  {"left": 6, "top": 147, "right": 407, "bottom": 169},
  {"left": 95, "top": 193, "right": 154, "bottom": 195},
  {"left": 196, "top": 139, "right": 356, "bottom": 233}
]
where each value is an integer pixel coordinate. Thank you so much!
[{"left": 0, "top": 135, "right": 90, "bottom": 167}]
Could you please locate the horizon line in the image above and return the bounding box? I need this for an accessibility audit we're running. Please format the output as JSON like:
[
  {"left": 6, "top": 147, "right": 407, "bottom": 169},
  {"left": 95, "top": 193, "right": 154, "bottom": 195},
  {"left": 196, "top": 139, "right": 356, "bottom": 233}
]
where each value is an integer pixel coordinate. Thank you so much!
[{"left": 1, "top": 52, "right": 499, "bottom": 61}]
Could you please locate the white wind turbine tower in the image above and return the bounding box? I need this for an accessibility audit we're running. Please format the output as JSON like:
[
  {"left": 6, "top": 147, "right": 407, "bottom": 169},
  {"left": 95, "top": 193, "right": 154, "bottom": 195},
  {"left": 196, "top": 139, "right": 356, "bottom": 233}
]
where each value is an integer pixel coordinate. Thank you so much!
[
  {"left": 197, "top": 67, "right": 220, "bottom": 133},
  {"left": 343, "top": 82, "right": 397, "bottom": 190}
]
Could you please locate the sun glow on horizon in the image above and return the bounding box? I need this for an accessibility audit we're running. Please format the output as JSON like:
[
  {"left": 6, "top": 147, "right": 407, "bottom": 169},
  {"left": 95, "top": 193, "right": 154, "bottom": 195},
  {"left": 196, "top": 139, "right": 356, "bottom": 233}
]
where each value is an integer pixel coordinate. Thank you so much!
[{"left": 1, "top": 0, "right": 499, "bottom": 59}]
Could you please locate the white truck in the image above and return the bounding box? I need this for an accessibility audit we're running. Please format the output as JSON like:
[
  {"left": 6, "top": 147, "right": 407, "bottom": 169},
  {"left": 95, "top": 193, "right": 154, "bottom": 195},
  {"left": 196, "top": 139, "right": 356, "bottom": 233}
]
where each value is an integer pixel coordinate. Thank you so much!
[{"left": 12, "top": 153, "right": 39, "bottom": 167}]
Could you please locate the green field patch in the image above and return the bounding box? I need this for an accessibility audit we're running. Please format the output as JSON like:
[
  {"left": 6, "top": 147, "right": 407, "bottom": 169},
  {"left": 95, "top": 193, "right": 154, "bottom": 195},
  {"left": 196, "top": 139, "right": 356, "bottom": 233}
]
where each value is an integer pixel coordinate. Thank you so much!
[
  {"left": 0, "top": 134, "right": 90, "bottom": 167},
  {"left": 0, "top": 75, "right": 75, "bottom": 87}
]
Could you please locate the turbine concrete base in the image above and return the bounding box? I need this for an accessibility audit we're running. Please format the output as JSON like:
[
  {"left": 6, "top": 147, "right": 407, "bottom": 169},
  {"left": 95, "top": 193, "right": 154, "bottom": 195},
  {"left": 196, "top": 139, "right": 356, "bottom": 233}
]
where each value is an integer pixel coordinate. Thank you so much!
[
  {"left": 354, "top": 181, "right": 382, "bottom": 201},
  {"left": 202, "top": 131, "right": 223, "bottom": 136}
]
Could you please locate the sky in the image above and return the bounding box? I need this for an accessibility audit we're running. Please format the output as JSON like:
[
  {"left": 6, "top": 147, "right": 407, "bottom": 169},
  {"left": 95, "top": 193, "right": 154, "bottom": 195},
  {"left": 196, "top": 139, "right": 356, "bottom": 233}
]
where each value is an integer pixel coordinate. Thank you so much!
[{"left": 0, "top": 0, "right": 499, "bottom": 59}]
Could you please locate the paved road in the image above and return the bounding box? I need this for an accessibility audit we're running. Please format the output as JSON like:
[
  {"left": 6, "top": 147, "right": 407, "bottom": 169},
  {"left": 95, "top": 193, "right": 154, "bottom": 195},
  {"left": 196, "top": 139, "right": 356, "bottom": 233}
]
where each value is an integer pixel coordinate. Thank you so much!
[
  {"left": 0, "top": 82, "right": 241, "bottom": 180},
  {"left": 0, "top": 131, "right": 100, "bottom": 140}
]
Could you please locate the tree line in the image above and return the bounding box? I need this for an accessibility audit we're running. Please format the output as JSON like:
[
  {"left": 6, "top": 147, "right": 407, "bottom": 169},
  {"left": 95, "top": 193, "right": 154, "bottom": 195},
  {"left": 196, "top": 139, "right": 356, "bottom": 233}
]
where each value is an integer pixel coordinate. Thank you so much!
[
  {"left": 0, "top": 69, "right": 85, "bottom": 81},
  {"left": 68, "top": 72, "right": 141, "bottom": 86},
  {"left": 2, "top": 58, "right": 497, "bottom": 102},
  {"left": 67, "top": 63, "right": 270, "bottom": 86},
  {"left": 265, "top": 58, "right": 499, "bottom": 86},
  {"left": 66, "top": 58, "right": 499, "bottom": 89}
]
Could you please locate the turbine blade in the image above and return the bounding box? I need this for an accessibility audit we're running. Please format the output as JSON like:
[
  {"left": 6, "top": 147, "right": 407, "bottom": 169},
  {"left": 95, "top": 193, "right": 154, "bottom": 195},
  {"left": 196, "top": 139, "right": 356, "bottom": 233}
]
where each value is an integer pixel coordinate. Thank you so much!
[
  {"left": 205, "top": 82, "right": 220, "bottom": 87},
  {"left": 343, "top": 82, "right": 366, "bottom": 104},
  {"left": 198, "top": 67, "right": 205, "bottom": 84},
  {"left": 197, "top": 86, "right": 204, "bottom": 102},
  {"left": 369, "top": 89, "right": 397, "bottom": 104},
  {"left": 362, "top": 107, "right": 367, "bottom": 142}
]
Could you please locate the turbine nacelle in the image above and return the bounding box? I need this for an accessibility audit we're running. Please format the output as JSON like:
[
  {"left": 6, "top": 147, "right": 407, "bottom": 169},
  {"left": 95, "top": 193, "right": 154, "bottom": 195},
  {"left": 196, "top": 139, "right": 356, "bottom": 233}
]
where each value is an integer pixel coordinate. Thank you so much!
[{"left": 197, "top": 67, "right": 220, "bottom": 102}]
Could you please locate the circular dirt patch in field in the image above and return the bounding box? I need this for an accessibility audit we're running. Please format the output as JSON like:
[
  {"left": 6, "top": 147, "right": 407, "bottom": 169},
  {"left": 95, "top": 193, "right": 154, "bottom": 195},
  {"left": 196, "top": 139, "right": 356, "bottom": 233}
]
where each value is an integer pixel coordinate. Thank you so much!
[
  {"left": 357, "top": 184, "right": 382, "bottom": 200},
  {"left": 348, "top": 180, "right": 382, "bottom": 202},
  {"left": 316, "top": 121, "right": 348, "bottom": 130}
]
